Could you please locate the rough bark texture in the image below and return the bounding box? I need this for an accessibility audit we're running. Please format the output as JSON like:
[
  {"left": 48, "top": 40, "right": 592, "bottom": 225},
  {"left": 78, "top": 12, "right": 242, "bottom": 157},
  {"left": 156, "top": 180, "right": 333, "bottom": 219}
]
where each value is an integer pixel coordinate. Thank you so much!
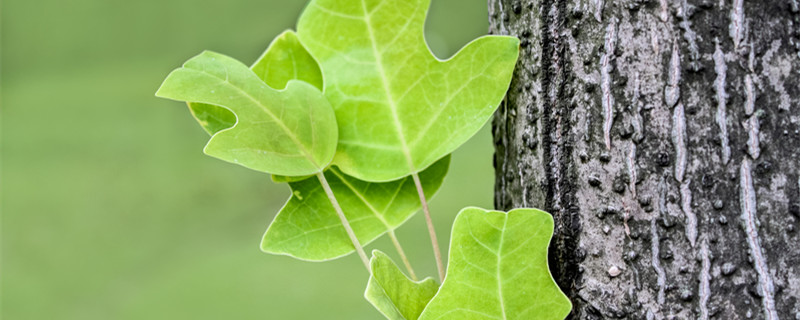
[{"left": 489, "top": 0, "right": 800, "bottom": 319}]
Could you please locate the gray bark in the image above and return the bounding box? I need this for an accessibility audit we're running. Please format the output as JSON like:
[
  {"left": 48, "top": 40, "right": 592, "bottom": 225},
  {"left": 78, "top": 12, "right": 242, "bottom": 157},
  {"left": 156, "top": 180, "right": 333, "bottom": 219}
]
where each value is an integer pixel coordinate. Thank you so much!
[{"left": 488, "top": 0, "right": 800, "bottom": 319}]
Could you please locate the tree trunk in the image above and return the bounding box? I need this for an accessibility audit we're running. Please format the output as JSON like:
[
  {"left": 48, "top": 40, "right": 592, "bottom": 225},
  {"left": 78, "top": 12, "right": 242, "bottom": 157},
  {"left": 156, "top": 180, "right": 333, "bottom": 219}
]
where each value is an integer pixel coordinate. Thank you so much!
[{"left": 488, "top": 0, "right": 800, "bottom": 318}]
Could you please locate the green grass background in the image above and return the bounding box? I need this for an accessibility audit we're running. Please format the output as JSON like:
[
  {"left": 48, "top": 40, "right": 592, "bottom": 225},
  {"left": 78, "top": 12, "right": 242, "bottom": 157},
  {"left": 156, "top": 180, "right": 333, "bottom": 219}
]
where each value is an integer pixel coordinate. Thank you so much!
[{"left": 1, "top": 0, "right": 496, "bottom": 318}]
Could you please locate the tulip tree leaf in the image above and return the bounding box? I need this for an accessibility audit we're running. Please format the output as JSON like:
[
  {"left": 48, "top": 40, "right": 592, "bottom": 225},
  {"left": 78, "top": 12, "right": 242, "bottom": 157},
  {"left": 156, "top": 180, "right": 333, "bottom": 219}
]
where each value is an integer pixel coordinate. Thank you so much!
[
  {"left": 188, "top": 31, "right": 322, "bottom": 136},
  {"left": 419, "top": 207, "right": 571, "bottom": 320},
  {"left": 156, "top": 50, "right": 337, "bottom": 176},
  {"left": 261, "top": 155, "right": 449, "bottom": 260},
  {"left": 366, "top": 250, "right": 439, "bottom": 320},
  {"left": 170, "top": 32, "right": 453, "bottom": 263},
  {"left": 186, "top": 30, "right": 323, "bottom": 154},
  {"left": 297, "top": 0, "right": 519, "bottom": 182}
]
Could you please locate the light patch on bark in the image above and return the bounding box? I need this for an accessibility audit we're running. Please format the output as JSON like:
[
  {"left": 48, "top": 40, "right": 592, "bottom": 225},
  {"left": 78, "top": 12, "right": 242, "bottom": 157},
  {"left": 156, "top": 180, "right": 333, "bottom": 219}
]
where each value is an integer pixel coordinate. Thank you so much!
[
  {"left": 651, "top": 178, "right": 668, "bottom": 306},
  {"left": 743, "top": 68, "right": 760, "bottom": 159},
  {"left": 651, "top": 30, "right": 660, "bottom": 54},
  {"left": 602, "top": 19, "right": 617, "bottom": 150},
  {"left": 672, "top": 103, "right": 688, "bottom": 182},
  {"left": 630, "top": 73, "right": 644, "bottom": 143},
  {"left": 664, "top": 41, "right": 681, "bottom": 108},
  {"left": 713, "top": 40, "right": 731, "bottom": 164},
  {"left": 761, "top": 40, "right": 792, "bottom": 111},
  {"left": 680, "top": 180, "right": 697, "bottom": 247},
  {"left": 699, "top": 238, "right": 711, "bottom": 320},
  {"left": 628, "top": 144, "right": 637, "bottom": 199},
  {"left": 649, "top": 217, "right": 667, "bottom": 306},
  {"left": 730, "top": 0, "right": 745, "bottom": 49},
  {"left": 743, "top": 116, "right": 761, "bottom": 160},
  {"left": 592, "top": 0, "right": 604, "bottom": 22},
  {"left": 740, "top": 159, "right": 780, "bottom": 320},
  {"left": 658, "top": 0, "right": 669, "bottom": 22},
  {"left": 745, "top": 74, "right": 756, "bottom": 116}
]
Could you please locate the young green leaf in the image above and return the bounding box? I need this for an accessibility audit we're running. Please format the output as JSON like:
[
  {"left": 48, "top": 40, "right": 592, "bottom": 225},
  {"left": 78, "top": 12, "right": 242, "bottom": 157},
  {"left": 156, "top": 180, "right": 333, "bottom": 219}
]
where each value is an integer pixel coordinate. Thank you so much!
[
  {"left": 261, "top": 156, "right": 449, "bottom": 260},
  {"left": 366, "top": 250, "right": 439, "bottom": 320},
  {"left": 156, "top": 50, "right": 337, "bottom": 176},
  {"left": 297, "top": 0, "right": 519, "bottom": 182},
  {"left": 419, "top": 207, "right": 572, "bottom": 320},
  {"left": 186, "top": 30, "right": 323, "bottom": 137},
  {"left": 174, "top": 31, "right": 451, "bottom": 264}
]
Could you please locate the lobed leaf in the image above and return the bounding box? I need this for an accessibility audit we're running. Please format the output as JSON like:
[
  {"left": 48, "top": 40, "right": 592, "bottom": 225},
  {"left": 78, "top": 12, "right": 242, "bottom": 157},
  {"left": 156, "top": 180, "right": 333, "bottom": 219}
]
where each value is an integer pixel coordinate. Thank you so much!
[
  {"left": 261, "top": 156, "right": 449, "bottom": 260},
  {"left": 187, "top": 30, "right": 323, "bottom": 137},
  {"left": 297, "top": 0, "right": 519, "bottom": 182},
  {"left": 366, "top": 250, "right": 439, "bottom": 320},
  {"left": 184, "top": 31, "right": 324, "bottom": 183},
  {"left": 171, "top": 31, "right": 453, "bottom": 261},
  {"left": 156, "top": 50, "right": 337, "bottom": 176},
  {"left": 419, "top": 207, "right": 571, "bottom": 320}
]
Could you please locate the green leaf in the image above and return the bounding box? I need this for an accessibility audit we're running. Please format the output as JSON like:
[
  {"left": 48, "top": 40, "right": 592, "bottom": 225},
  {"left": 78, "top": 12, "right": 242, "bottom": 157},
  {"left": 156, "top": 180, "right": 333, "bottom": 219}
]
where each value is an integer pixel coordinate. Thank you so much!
[
  {"left": 419, "top": 207, "right": 571, "bottom": 320},
  {"left": 251, "top": 30, "right": 323, "bottom": 91},
  {"left": 261, "top": 156, "right": 449, "bottom": 260},
  {"left": 185, "top": 30, "right": 323, "bottom": 140},
  {"left": 182, "top": 31, "right": 324, "bottom": 182},
  {"left": 366, "top": 250, "right": 439, "bottom": 320},
  {"left": 297, "top": 0, "right": 519, "bottom": 181},
  {"left": 156, "top": 50, "right": 337, "bottom": 176}
]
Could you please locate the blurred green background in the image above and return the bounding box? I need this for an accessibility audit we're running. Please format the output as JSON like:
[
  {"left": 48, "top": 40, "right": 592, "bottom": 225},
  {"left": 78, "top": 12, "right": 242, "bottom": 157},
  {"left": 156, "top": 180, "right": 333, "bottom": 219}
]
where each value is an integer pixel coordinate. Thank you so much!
[{"left": 1, "top": 0, "right": 496, "bottom": 318}]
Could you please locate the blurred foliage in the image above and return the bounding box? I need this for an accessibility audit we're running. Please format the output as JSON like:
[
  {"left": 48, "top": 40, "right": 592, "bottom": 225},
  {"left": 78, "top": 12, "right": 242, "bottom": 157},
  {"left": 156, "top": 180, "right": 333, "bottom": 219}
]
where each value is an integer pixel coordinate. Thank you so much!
[{"left": 1, "top": 0, "right": 496, "bottom": 318}]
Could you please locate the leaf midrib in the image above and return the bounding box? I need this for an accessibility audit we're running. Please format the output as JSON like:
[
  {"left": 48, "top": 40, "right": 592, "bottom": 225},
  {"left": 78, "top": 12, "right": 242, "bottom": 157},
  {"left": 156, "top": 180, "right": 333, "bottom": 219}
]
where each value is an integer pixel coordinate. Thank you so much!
[
  {"left": 497, "top": 214, "right": 509, "bottom": 320},
  {"left": 329, "top": 169, "right": 398, "bottom": 230},
  {"left": 360, "top": 0, "right": 416, "bottom": 173}
]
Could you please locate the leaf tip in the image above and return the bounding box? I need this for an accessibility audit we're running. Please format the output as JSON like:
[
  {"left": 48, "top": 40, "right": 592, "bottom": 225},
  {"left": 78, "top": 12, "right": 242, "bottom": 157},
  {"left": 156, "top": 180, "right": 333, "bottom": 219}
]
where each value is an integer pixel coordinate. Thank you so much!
[
  {"left": 154, "top": 84, "right": 167, "bottom": 98},
  {"left": 154, "top": 71, "right": 178, "bottom": 99},
  {"left": 275, "top": 29, "right": 298, "bottom": 39}
]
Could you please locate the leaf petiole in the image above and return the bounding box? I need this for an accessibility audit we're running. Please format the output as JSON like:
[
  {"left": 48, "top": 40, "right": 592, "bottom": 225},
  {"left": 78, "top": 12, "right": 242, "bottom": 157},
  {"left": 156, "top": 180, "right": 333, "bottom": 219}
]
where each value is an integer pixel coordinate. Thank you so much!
[
  {"left": 316, "top": 171, "right": 371, "bottom": 271},
  {"left": 387, "top": 230, "right": 418, "bottom": 281},
  {"left": 412, "top": 172, "right": 445, "bottom": 281}
]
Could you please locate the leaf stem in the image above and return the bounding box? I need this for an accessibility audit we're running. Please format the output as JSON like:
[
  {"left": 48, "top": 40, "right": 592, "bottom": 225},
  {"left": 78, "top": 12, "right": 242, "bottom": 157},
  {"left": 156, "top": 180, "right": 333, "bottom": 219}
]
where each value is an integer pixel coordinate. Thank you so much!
[
  {"left": 387, "top": 230, "right": 418, "bottom": 281},
  {"left": 316, "top": 172, "right": 371, "bottom": 271},
  {"left": 412, "top": 172, "right": 445, "bottom": 281}
]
